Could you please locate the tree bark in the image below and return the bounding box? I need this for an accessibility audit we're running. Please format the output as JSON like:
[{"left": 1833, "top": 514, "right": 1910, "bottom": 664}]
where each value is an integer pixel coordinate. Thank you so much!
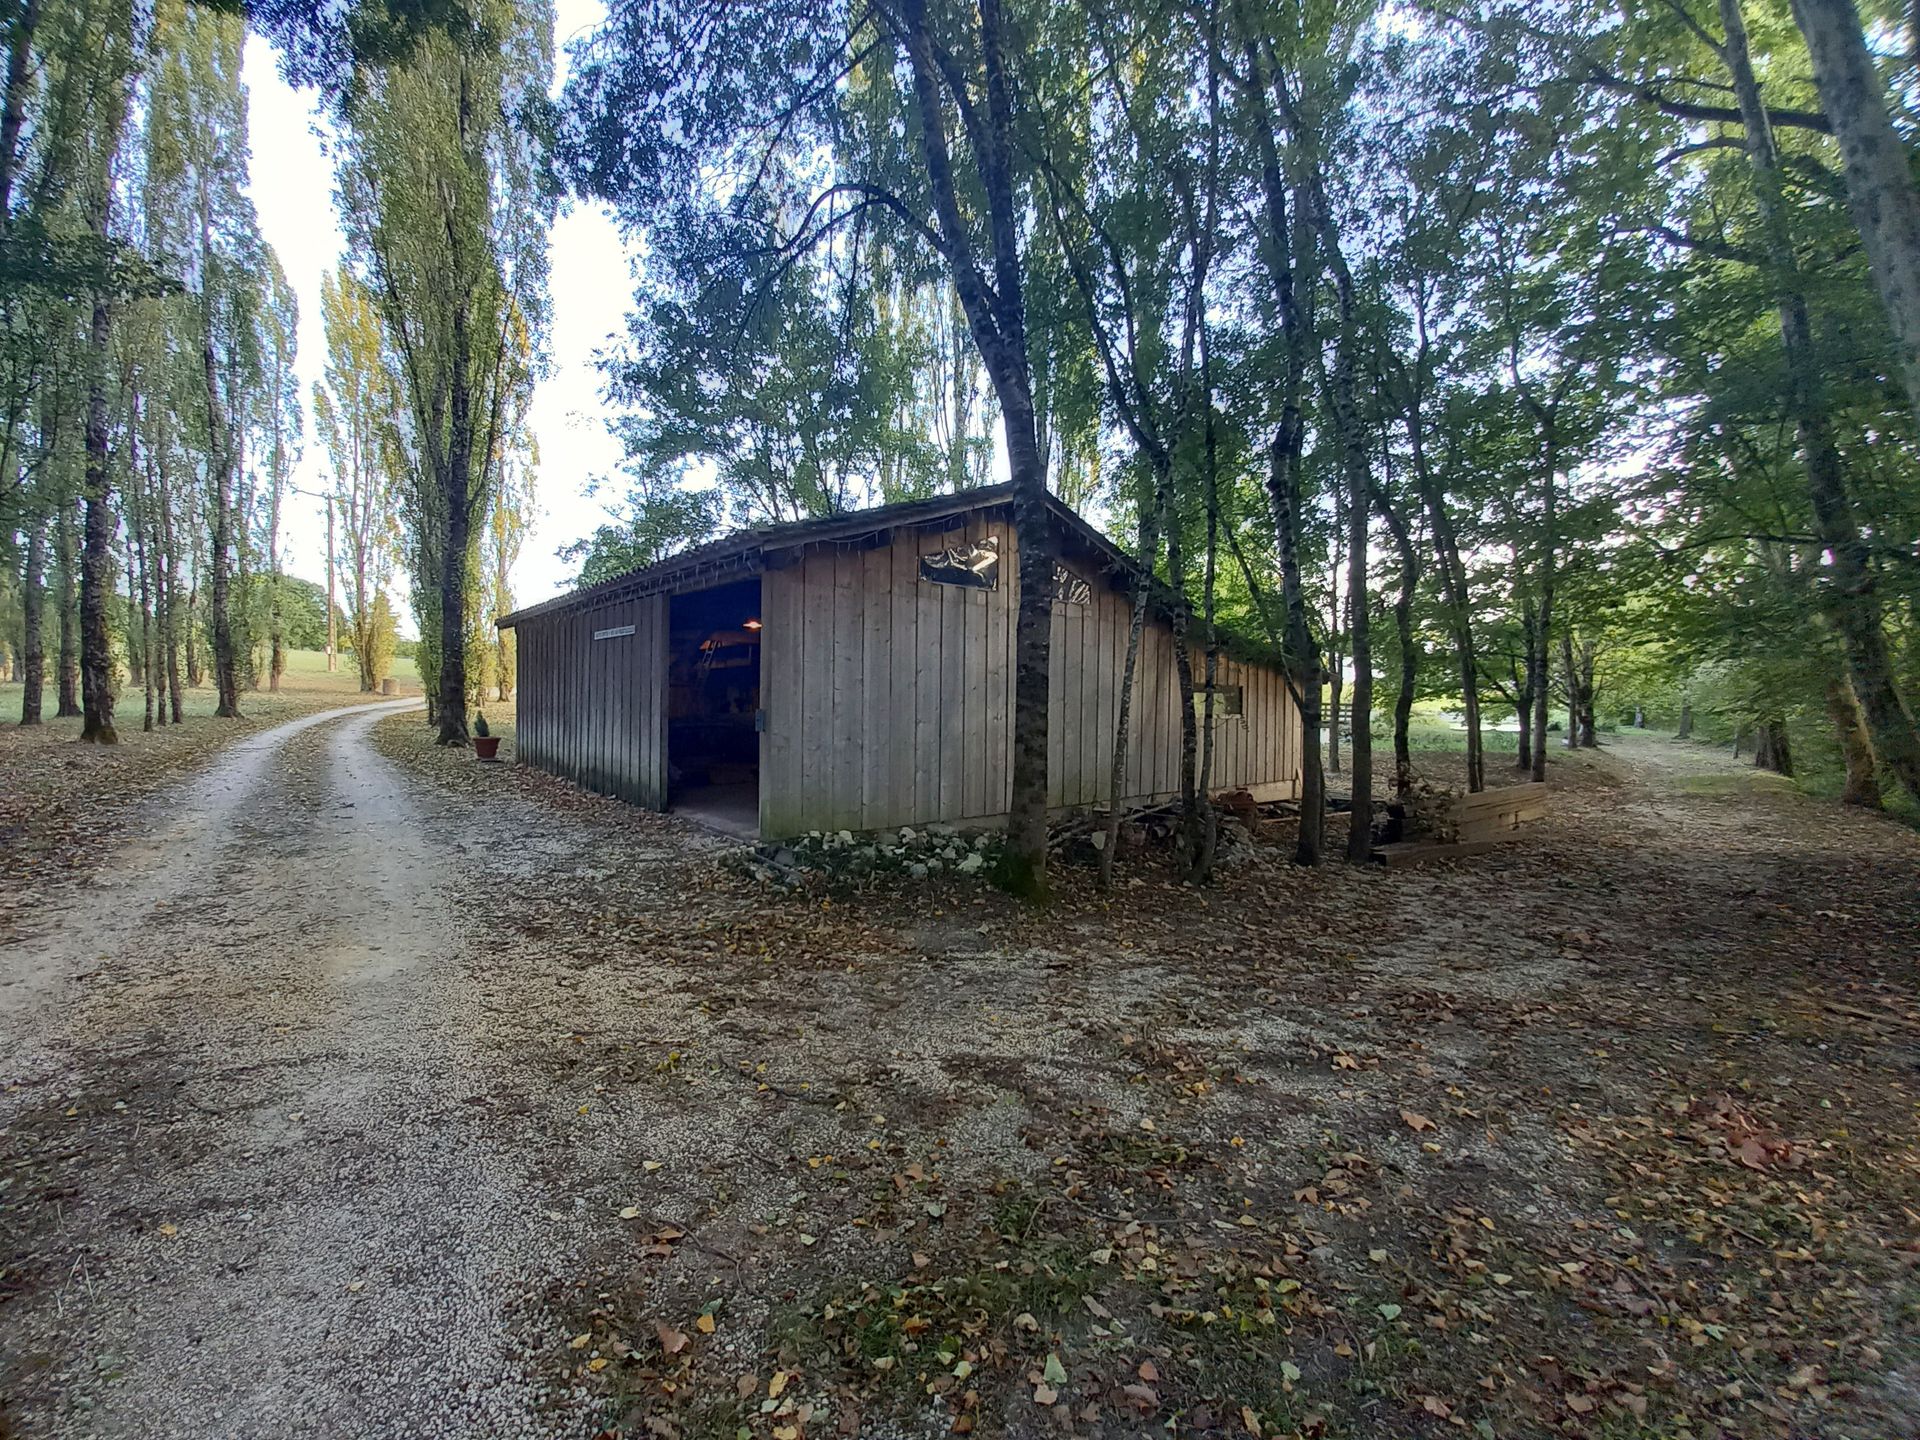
[
  {"left": 1790, "top": 0, "right": 1920, "bottom": 433},
  {"left": 56, "top": 498, "right": 79, "bottom": 716},
  {"left": 1754, "top": 718, "right": 1794, "bottom": 775},
  {"left": 437, "top": 295, "right": 475, "bottom": 743},
  {"left": 1720, "top": 0, "right": 1920, "bottom": 805},
  {"left": 157, "top": 449, "right": 183, "bottom": 722},
  {"left": 1413, "top": 461, "right": 1483, "bottom": 790},
  {"left": 1515, "top": 618, "right": 1536, "bottom": 771},
  {"left": 1238, "top": 22, "right": 1324, "bottom": 863},
  {"left": 19, "top": 511, "right": 44, "bottom": 724},
  {"left": 1101, "top": 476, "right": 1165, "bottom": 890},
  {"left": 129, "top": 407, "right": 155, "bottom": 732},
  {"left": 1268, "top": 436, "right": 1324, "bottom": 865},
  {"left": 0, "top": 0, "right": 39, "bottom": 224},
  {"left": 1332, "top": 355, "right": 1372, "bottom": 863},
  {"left": 1374, "top": 486, "right": 1418, "bottom": 797},
  {"left": 201, "top": 194, "right": 241, "bottom": 720},
  {"left": 1826, "top": 673, "right": 1882, "bottom": 808},
  {"left": 1560, "top": 629, "right": 1578, "bottom": 749},
  {"left": 78, "top": 290, "right": 116, "bottom": 744},
  {"left": 899, "top": 0, "right": 1052, "bottom": 892},
  {"left": 1676, "top": 697, "right": 1693, "bottom": 739}
]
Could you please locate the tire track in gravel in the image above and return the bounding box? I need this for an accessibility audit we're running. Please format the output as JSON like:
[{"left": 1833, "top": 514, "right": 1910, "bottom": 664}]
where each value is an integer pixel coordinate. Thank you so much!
[{"left": 1, "top": 701, "right": 607, "bottom": 1439}]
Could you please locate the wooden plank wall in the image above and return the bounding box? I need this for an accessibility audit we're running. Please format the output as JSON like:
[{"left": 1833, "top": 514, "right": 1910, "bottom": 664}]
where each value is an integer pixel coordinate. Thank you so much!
[
  {"left": 511, "top": 593, "right": 668, "bottom": 807},
  {"left": 758, "top": 515, "right": 1300, "bottom": 837},
  {"left": 760, "top": 511, "right": 1015, "bottom": 836}
]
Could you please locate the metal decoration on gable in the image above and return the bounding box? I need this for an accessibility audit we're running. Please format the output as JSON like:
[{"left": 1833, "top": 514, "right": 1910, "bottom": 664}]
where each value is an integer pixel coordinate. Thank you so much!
[
  {"left": 920, "top": 534, "right": 1000, "bottom": 590},
  {"left": 1052, "top": 564, "right": 1092, "bottom": 606}
]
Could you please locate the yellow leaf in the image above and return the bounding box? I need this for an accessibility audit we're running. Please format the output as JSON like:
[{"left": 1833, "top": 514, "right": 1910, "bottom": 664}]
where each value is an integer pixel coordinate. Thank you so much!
[
  {"left": 768, "top": 1370, "right": 789, "bottom": 1398},
  {"left": 696, "top": 1313, "right": 716, "bottom": 1335}
]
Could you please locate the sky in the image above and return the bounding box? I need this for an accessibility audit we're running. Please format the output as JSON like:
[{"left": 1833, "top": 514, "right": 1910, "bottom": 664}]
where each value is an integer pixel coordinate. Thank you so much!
[{"left": 239, "top": 0, "right": 633, "bottom": 623}]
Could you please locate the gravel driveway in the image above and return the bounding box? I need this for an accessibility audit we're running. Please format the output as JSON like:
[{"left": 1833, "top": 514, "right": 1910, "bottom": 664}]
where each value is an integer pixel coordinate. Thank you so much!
[{"left": 1, "top": 702, "right": 630, "bottom": 1439}]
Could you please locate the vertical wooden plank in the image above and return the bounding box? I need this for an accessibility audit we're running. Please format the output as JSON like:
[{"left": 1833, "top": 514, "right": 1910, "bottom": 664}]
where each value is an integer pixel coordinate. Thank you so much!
[
  {"left": 652, "top": 593, "right": 670, "bottom": 808},
  {"left": 830, "top": 544, "right": 863, "bottom": 831},
  {"left": 1046, "top": 579, "right": 1067, "bottom": 809},
  {"left": 801, "top": 553, "right": 835, "bottom": 830},
  {"left": 962, "top": 516, "right": 990, "bottom": 820},
  {"left": 888, "top": 532, "right": 919, "bottom": 829},
  {"left": 861, "top": 542, "right": 892, "bottom": 827},
  {"left": 913, "top": 526, "right": 943, "bottom": 826},
  {"left": 983, "top": 514, "right": 1010, "bottom": 819},
  {"left": 761, "top": 566, "right": 799, "bottom": 834},
  {"left": 937, "top": 527, "right": 966, "bottom": 823},
  {"left": 561, "top": 614, "right": 575, "bottom": 784},
  {"left": 1092, "top": 586, "right": 1115, "bottom": 806},
  {"left": 1076, "top": 579, "right": 1099, "bottom": 806}
]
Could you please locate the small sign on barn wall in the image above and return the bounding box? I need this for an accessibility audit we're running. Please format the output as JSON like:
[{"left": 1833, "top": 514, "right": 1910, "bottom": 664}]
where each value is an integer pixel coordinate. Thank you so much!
[{"left": 593, "top": 624, "right": 636, "bottom": 641}]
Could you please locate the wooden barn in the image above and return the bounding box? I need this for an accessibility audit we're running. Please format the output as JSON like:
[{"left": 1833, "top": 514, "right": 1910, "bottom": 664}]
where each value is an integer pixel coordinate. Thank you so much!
[{"left": 496, "top": 485, "right": 1302, "bottom": 840}]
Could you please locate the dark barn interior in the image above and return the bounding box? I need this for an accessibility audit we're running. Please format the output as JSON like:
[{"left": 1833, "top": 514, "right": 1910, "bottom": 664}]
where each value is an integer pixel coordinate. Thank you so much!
[{"left": 666, "top": 576, "right": 762, "bottom": 836}]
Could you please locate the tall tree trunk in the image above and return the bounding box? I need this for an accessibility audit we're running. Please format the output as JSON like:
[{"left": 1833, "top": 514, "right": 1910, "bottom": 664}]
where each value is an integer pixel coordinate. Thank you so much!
[
  {"left": 1560, "top": 629, "right": 1578, "bottom": 749},
  {"left": 1826, "top": 673, "right": 1882, "bottom": 808},
  {"left": 0, "top": 0, "right": 39, "bottom": 223},
  {"left": 1240, "top": 24, "right": 1323, "bottom": 864},
  {"left": 78, "top": 290, "right": 115, "bottom": 744},
  {"left": 1318, "top": 311, "right": 1373, "bottom": 861},
  {"left": 1790, "top": 0, "right": 1920, "bottom": 434},
  {"left": 1676, "top": 696, "right": 1693, "bottom": 739},
  {"left": 1167, "top": 474, "right": 1203, "bottom": 879},
  {"left": 157, "top": 452, "right": 183, "bottom": 722},
  {"left": 56, "top": 497, "right": 79, "bottom": 717},
  {"left": 19, "top": 512, "right": 44, "bottom": 724},
  {"left": 899, "top": 0, "right": 1052, "bottom": 893},
  {"left": 1341, "top": 456, "right": 1372, "bottom": 864},
  {"left": 1530, "top": 595, "right": 1552, "bottom": 783},
  {"left": 1267, "top": 437, "right": 1324, "bottom": 865},
  {"left": 1004, "top": 404, "right": 1057, "bottom": 893},
  {"left": 437, "top": 297, "right": 475, "bottom": 746},
  {"left": 1721, "top": 0, "right": 1920, "bottom": 805},
  {"left": 1102, "top": 469, "right": 1166, "bottom": 890},
  {"left": 1415, "top": 468, "right": 1483, "bottom": 791},
  {"left": 201, "top": 198, "right": 241, "bottom": 720},
  {"left": 1375, "top": 486, "right": 1417, "bottom": 797},
  {"left": 1754, "top": 717, "right": 1794, "bottom": 775}
]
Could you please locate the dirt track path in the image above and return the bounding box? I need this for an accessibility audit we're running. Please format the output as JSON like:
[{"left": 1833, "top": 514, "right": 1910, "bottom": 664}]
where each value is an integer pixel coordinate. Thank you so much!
[
  {"left": 0, "top": 702, "right": 614, "bottom": 1439},
  {"left": 5, "top": 714, "right": 1917, "bottom": 1440}
]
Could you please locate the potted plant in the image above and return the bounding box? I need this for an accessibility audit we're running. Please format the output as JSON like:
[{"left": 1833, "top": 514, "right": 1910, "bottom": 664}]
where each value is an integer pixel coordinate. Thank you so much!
[{"left": 473, "top": 711, "right": 501, "bottom": 761}]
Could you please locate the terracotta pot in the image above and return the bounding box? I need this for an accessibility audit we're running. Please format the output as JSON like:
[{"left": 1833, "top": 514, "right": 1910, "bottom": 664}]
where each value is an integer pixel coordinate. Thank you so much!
[{"left": 473, "top": 735, "right": 502, "bottom": 761}]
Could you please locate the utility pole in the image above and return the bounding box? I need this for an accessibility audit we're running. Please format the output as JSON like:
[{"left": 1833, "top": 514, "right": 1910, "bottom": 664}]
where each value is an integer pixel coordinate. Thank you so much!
[{"left": 289, "top": 484, "right": 341, "bottom": 672}]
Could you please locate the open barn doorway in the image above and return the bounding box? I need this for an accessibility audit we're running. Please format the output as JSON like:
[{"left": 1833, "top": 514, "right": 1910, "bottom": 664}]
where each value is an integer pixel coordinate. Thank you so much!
[{"left": 666, "top": 577, "right": 762, "bottom": 838}]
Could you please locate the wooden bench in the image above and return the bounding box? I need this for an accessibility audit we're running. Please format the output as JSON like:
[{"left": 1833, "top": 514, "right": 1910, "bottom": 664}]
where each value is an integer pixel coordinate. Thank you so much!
[{"left": 1373, "top": 781, "right": 1548, "bottom": 867}]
